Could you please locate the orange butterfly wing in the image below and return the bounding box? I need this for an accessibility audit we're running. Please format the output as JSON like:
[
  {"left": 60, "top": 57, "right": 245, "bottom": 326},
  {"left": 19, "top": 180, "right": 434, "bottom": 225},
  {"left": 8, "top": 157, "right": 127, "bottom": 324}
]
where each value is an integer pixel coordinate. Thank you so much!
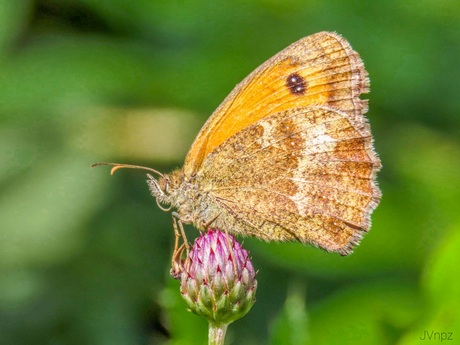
[{"left": 184, "top": 31, "right": 369, "bottom": 176}]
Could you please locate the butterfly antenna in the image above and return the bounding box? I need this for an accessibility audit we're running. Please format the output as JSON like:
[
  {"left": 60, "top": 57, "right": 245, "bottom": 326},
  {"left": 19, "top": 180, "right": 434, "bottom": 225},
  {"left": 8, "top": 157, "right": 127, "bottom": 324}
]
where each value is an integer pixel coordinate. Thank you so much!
[{"left": 91, "top": 162, "right": 165, "bottom": 179}]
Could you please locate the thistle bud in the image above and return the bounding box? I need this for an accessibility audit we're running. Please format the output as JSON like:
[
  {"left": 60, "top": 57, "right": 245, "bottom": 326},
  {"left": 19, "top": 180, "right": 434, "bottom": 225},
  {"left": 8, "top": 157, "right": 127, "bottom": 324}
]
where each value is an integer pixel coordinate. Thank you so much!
[{"left": 179, "top": 229, "right": 257, "bottom": 327}]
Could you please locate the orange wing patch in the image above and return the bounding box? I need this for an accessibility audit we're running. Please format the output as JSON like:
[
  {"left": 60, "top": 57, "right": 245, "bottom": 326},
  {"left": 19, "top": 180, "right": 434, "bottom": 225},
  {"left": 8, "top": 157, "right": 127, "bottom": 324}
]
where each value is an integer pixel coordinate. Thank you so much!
[{"left": 184, "top": 31, "right": 369, "bottom": 176}]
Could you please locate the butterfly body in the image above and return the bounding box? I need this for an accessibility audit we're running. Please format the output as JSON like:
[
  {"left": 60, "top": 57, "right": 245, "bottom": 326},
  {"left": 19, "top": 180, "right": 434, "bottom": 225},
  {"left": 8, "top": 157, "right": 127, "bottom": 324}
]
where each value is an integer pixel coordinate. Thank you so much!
[{"left": 102, "top": 31, "right": 381, "bottom": 256}]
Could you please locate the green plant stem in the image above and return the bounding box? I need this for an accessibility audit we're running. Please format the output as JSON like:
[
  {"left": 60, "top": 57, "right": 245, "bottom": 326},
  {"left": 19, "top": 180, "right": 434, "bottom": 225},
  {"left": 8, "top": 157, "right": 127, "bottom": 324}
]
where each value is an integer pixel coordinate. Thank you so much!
[{"left": 208, "top": 323, "right": 228, "bottom": 345}]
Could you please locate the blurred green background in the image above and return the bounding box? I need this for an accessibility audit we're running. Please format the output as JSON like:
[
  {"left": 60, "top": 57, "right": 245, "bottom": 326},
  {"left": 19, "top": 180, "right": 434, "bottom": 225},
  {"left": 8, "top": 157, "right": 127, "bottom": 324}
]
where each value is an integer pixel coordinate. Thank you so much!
[{"left": 1, "top": 1, "right": 459, "bottom": 344}]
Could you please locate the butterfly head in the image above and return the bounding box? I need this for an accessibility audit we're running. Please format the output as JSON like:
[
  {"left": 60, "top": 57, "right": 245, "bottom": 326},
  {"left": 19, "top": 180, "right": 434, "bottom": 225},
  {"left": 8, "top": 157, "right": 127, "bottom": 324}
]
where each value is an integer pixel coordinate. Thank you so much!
[
  {"left": 147, "top": 173, "right": 167, "bottom": 199},
  {"left": 147, "top": 169, "right": 185, "bottom": 212}
]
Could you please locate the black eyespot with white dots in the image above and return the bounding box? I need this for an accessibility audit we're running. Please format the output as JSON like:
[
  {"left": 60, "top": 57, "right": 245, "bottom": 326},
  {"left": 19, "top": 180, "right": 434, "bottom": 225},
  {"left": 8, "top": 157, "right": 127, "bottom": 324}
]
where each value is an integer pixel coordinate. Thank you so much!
[{"left": 286, "top": 73, "right": 307, "bottom": 95}]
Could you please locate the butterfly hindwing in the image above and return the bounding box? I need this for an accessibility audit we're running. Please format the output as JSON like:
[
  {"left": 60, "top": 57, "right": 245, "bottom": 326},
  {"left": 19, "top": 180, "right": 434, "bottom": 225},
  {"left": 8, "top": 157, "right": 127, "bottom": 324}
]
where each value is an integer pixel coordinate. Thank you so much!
[{"left": 195, "top": 106, "right": 381, "bottom": 254}]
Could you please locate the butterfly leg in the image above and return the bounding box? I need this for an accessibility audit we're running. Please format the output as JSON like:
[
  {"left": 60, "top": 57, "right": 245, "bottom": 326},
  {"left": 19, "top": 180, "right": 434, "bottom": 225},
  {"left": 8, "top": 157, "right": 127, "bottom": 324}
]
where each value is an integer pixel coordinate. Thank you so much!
[
  {"left": 203, "top": 212, "right": 221, "bottom": 229},
  {"left": 170, "top": 213, "right": 191, "bottom": 278},
  {"left": 170, "top": 242, "right": 186, "bottom": 280},
  {"left": 172, "top": 212, "right": 191, "bottom": 253}
]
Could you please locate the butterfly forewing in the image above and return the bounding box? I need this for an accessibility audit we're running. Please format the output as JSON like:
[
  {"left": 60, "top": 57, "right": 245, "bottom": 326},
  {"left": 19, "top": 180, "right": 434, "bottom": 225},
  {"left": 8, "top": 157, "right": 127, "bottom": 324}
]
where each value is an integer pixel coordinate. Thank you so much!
[{"left": 184, "top": 31, "right": 369, "bottom": 176}]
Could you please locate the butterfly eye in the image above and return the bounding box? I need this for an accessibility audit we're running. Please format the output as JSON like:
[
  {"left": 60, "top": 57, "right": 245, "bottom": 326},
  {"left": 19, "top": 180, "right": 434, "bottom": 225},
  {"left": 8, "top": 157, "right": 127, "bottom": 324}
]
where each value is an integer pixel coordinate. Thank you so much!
[
  {"left": 157, "top": 177, "right": 168, "bottom": 194},
  {"left": 286, "top": 73, "right": 307, "bottom": 95}
]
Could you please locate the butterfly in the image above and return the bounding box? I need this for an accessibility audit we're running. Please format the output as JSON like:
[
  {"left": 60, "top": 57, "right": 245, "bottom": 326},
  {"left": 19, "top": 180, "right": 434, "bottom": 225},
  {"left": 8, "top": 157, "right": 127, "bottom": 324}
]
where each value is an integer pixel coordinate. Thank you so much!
[{"left": 94, "top": 31, "right": 381, "bottom": 262}]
